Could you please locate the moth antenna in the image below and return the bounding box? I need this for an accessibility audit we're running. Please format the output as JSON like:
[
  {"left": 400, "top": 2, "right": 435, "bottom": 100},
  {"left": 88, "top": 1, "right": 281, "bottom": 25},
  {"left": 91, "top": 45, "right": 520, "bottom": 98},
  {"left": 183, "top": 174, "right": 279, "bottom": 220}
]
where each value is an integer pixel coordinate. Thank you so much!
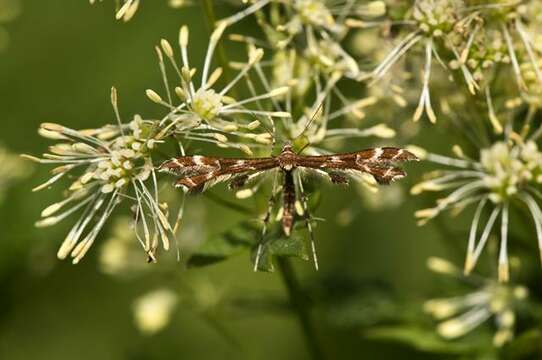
[
  {"left": 263, "top": 121, "right": 276, "bottom": 148},
  {"left": 264, "top": 115, "right": 277, "bottom": 148},
  {"left": 295, "top": 172, "right": 319, "bottom": 270},
  {"left": 247, "top": 111, "right": 276, "bottom": 150},
  {"left": 295, "top": 98, "right": 325, "bottom": 143},
  {"left": 297, "top": 140, "right": 311, "bottom": 155},
  {"left": 254, "top": 170, "right": 280, "bottom": 271},
  {"left": 292, "top": 98, "right": 326, "bottom": 155}
]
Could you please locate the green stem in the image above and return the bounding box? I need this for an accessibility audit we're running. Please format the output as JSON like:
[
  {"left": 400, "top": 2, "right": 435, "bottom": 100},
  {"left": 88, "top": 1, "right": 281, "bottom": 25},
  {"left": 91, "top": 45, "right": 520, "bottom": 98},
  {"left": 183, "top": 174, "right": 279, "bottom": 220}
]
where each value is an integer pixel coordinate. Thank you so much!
[{"left": 276, "top": 257, "right": 325, "bottom": 360}]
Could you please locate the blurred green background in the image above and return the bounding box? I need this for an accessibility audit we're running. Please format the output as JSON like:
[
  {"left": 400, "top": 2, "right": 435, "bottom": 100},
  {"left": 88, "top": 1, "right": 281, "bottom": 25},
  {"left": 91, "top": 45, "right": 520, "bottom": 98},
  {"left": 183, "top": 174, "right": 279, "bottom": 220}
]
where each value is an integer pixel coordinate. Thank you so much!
[{"left": 0, "top": 1, "right": 458, "bottom": 359}]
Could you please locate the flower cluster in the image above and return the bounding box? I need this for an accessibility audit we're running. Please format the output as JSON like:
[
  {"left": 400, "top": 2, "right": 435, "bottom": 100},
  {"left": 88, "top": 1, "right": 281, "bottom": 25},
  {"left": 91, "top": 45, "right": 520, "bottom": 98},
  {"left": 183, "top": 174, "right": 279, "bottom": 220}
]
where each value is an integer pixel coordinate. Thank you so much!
[
  {"left": 89, "top": 0, "right": 192, "bottom": 21},
  {"left": 132, "top": 277, "right": 223, "bottom": 335},
  {"left": 222, "top": 0, "right": 386, "bottom": 50},
  {"left": 424, "top": 257, "right": 528, "bottom": 347},
  {"left": 148, "top": 25, "right": 290, "bottom": 155},
  {"left": 24, "top": 19, "right": 298, "bottom": 264},
  {"left": 89, "top": 0, "right": 140, "bottom": 21},
  {"left": 362, "top": 0, "right": 542, "bottom": 125},
  {"left": 222, "top": 0, "right": 387, "bottom": 110},
  {"left": 24, "top": 91, "right": 172, "bottom": 264},
  {"left": 412, "top": 138, "right": 542, "bottom": 282},
  {"left": 133, "top": 288, "right": 178, "bottom": 334},
  {"left": 365, "top": 0, "right": 466, "bottom": 123}
]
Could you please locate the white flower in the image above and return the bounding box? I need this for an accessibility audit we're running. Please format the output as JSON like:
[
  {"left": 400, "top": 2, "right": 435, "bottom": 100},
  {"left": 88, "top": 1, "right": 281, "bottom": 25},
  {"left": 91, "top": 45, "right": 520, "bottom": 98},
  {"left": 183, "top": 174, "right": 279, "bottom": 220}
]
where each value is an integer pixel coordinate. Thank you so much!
[
  {"left": 424, "top": 257, "right": 528, "bottom": 347},
  {"left": 366, "top": 0, "right": 542, "bottom": 124},
  {"left": 148, "top": 25, "right": 291, "bottom": 154},
  {"left": 220, "top": 0, "right": 385, "bottom": 79},
  {"left": 519, "top": 57, "right": 542, "bottom": 109},
  {"left": 133, "top": 289, "right": 178, "bottom": 335},
  {"left": 468, "top": 1, "right": 542, "bottom": 90},
  {"left": 25, "top": 92, "right": 173, "bottom": 264},
  {"left": 89, "top": 0, "right": 139, "bottom": 21},
  {"left": 168, "top": 0, "right": 192, "bottom": 9},
  {"left": 364, "top": 0, "right": 467, "bottom": 123},
  {"left": 413, "top": 140, "right": 542, "bottom": 282},
  {"left": 191, "top": 88, "right": 224, "bottom": 120},
  {"left": 294, "top": 0, "right": 335, "bottom": 30}
]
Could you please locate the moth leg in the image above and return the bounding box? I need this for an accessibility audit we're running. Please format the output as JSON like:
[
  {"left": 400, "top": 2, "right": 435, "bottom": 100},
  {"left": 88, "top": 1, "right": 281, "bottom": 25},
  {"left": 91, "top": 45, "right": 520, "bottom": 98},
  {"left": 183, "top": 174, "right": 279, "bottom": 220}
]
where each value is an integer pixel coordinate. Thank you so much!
[
  {"left": 254, "top": 170, "right": 280, "bottom": 271},
  {"left": 295, "top": 171, "right": 319, "bottom": 270},
  {"left": 327, "top": 171, "right": 349, "bottom": 185},
  {"left": 229, "top": 174, "right": 250, "bottom": 189},
  {"left": 229, "top": 171, "right": 266, "bottom": 191}
]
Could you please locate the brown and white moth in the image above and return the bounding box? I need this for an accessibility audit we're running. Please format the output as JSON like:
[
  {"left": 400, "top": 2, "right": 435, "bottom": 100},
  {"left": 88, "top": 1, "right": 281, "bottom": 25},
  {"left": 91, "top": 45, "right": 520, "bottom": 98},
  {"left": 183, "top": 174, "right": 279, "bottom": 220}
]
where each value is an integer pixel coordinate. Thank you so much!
[{"left": 159, "top": 143, "right": 418, "bottom": 269}]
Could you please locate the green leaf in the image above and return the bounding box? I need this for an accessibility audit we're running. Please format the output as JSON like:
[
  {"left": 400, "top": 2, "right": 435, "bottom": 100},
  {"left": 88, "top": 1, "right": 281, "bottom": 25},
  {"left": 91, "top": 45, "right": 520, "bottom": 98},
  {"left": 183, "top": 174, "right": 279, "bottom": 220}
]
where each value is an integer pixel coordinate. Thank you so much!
[
  {"left": 251, "top": 223, "right": 309, "bottom": 272},
  {"left": 365, "top": 325, "right": 488, "bottom": 355},
  {"left": 324, "top": 292, "right": 400, "bottom": 327},
  {"left": 187, "top": 221, "right": 310, "bottom": 270},
  {"left": 187, "top": 222, "right": 256, "bottom": 267}
]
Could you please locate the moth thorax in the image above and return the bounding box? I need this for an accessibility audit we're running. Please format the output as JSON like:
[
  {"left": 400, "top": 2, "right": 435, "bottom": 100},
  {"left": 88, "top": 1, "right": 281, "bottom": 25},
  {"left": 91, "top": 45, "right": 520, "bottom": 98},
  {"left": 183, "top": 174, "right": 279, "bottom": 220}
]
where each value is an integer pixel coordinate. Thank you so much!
[
  {"left": 281, "top": 163, "right": 294, "bottom": 171},
  {"left": 278, "top": 149, "right": 296, "bottom": 171},
  {"left": 278, "top": 144, "right": 296, "bottom": 171}
]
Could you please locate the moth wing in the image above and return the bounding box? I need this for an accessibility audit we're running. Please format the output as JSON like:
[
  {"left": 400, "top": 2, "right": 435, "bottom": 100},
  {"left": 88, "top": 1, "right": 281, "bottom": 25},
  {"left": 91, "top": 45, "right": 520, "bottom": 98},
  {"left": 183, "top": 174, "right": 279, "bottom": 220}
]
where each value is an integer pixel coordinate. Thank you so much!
[
  {"left": 295, "top": 147, "right": 417, "bottom": 185},
  {"left": 163, "top": 157, "right": 279, "bottom": 193}
]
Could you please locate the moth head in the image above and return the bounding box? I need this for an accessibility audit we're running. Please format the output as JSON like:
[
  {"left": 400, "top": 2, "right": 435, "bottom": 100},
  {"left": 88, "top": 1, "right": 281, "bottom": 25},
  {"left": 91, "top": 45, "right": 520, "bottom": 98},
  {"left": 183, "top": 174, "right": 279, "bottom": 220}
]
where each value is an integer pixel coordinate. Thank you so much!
[{"left": 281, "top": 142, "right": 294, "bottom": 153}]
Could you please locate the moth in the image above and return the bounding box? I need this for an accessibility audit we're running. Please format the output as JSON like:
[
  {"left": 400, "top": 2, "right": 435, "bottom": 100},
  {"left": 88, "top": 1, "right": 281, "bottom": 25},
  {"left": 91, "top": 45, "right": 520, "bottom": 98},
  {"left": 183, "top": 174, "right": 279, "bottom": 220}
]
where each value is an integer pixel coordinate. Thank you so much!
[{"left": 159, "top": 144, "right": 418, "bottom": 269}]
